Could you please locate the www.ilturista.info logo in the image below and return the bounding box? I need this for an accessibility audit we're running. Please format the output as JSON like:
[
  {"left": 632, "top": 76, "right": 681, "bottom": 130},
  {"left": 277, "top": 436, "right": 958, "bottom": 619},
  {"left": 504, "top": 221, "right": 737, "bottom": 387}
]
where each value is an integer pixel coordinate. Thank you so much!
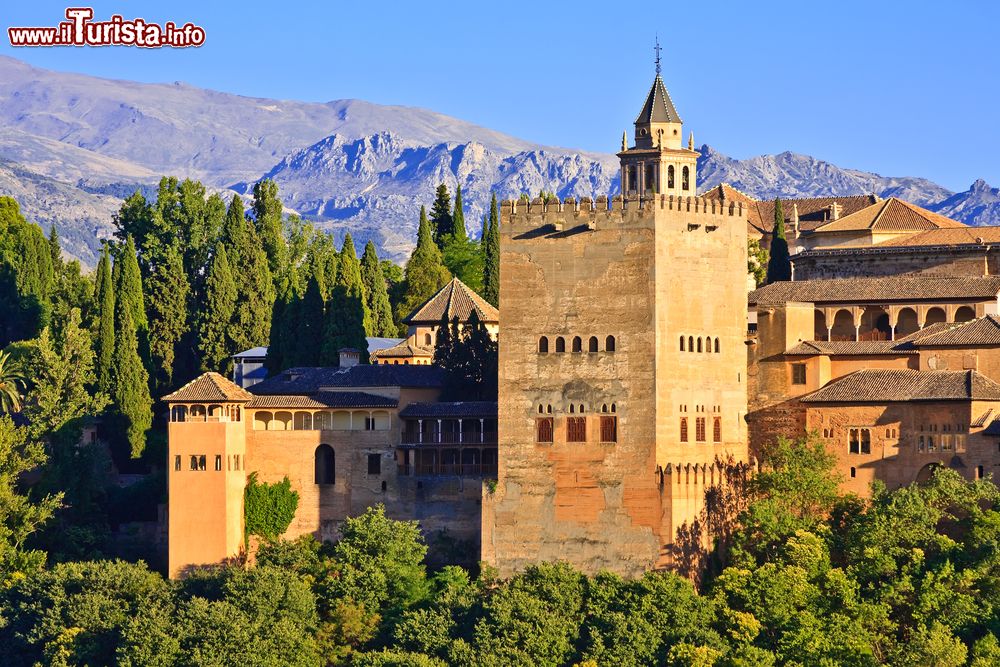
[{"left": 8, "top": 8, "right": 205, "bottom": 48}]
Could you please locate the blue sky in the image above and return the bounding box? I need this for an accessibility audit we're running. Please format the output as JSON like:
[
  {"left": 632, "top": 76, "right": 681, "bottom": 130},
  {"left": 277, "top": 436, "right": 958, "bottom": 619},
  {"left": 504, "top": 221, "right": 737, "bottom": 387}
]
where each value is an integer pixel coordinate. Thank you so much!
[{"left": 2, "top": 1, "right": 997, "bottom": 191}]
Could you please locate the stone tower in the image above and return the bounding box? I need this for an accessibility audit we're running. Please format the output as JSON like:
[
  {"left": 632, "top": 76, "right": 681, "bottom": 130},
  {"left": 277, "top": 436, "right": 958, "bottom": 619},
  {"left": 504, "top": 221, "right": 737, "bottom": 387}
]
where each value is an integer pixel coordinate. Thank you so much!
[{"left": 482, "top": 68, "right": 749, "bottom": 577}]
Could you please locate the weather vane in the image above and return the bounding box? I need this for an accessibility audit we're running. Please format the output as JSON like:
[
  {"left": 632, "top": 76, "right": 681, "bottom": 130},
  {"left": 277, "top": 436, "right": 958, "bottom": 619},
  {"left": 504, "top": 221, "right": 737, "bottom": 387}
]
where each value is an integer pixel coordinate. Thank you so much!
[{"left": 654, "top": 35, "right": 662, "bottom": 75}]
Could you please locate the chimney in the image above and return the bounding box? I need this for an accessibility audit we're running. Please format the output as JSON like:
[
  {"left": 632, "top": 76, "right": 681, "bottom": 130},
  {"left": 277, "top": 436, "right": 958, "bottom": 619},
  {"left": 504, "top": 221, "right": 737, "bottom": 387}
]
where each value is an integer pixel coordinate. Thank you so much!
[
  {"left": 829, "top": 202, "right": 842, "bottom": 221},
  {"left": 339, "top": 348, "right": 360, "bottom": 368},
  {"left": 792, "top": 203, "right": 800, "bottom": 235}
]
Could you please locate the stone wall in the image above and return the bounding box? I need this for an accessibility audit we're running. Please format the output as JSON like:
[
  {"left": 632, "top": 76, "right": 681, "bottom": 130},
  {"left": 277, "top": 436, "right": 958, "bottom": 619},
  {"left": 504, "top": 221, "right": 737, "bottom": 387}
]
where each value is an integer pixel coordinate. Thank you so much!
[{"left": 793, "top": 247, "right": 997, "bottom": 281}]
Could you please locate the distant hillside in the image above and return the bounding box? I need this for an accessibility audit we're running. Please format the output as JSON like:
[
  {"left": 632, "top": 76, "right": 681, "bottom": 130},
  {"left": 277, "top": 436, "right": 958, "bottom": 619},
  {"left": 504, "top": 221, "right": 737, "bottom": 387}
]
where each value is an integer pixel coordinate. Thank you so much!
[{"left": 0, "top": 55, "right": 994, "bottom": 267}]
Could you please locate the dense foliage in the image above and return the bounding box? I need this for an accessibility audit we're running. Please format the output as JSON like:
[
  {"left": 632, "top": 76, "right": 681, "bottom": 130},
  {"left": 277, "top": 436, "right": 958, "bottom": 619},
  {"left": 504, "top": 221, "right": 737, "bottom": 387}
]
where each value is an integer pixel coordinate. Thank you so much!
[
  {"left": 244, "top": 473, "right": 300, "bottom": 545},
  {"left": 766, "top": 197, "right": 791, "bottom": 283}
]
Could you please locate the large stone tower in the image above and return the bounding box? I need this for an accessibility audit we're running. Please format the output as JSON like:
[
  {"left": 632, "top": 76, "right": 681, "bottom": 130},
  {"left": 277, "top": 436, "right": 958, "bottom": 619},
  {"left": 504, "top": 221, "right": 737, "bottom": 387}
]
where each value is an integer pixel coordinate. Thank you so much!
[{"left": 483, "top": 67, "right": 749, "bottom": 576}]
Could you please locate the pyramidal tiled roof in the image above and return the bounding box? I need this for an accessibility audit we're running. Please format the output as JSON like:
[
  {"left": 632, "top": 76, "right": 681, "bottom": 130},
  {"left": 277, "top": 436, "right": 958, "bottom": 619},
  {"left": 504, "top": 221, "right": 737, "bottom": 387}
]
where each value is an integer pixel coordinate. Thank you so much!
[
  {"left": 801, "top": 369, "right": 1000, "bottom": 403},
  {"left": 404, "top": 278, "right": 499, "bottom": 325},
  {"left": 371, "top": 340, "right": 434, "bottom": 359},
  {"left": 812, "top": 197, "right": 966, "bottom": 233},
  {"left": 635, "top": 75, "right": 682, "bottom": 125},
  {"left": 163, "top": 372, "right": 254, "bottom": 402}
]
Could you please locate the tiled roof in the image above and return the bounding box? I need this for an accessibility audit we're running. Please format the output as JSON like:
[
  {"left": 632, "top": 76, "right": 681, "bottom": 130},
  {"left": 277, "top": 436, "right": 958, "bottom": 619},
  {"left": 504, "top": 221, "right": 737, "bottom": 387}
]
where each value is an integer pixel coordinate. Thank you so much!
[
  {"left": 801, "top": 369, "right": 1000, "bottom": 403},
  {"left": 399, "top": 401, "right": 498, "bottom": 419},
  {"left": 635, "top": 74, "right": 681, "bottom": 124},
  {"left": 249, "top": 365, "right": 444, "bottom": 395},
  {"left": 972, "top": 409, "right": 995, "bottom": 428},
  {"left": 404, "top": 278, "right": 499, "bottom": 325},
  {"left": 784, "top": 340, "right": 916, "bottom": 356},
  {"left": 875, "top": 226, "right": 1000, "bottom": 248},
  {"left": 905, "top": 316, "right": 1000, "bottom": 347},
  {"left": 750, "top": 276, "right": 1000, "bottom": 306},
  {"left": 233, "top": 347, "right": 268, "bottom": 359},
  {"left": 372, "top": 340, "right": 434, "bottom": 359},
  {"left": 811, "top": 198, "right": 966, "bottom": 234},
  {"left": 367, "top": 337, "right": 405, "bottom": 353},
  {"left": 246, "top": 392, "right": 397, "bottom": 409},
  {"left": 701, "top": 186, "right": 879, "bottom": 237},
  {"left": 163, "top": 372, "right": 254, "bottom": 402}
]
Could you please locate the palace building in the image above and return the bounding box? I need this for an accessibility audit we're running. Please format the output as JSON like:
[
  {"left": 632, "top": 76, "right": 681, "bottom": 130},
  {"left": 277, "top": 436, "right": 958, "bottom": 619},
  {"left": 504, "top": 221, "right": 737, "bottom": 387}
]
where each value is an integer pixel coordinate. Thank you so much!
[{"left": 482, "top": 65, "right": 749, "bottom": 576}]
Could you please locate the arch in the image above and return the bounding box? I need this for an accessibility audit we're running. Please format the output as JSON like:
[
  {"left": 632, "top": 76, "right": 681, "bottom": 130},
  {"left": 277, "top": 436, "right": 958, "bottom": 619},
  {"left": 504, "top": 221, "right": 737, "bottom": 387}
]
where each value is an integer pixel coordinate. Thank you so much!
[
  {"left": 697, "top": 338, "right": 703, "bottom": 353},
  {"left": 293, "top": 411, "right": 313, "bottom": 430},
  {"left": 681, "top": 166, "right": 690, "bottom": 190},
  {"left": 270, "top": 411, "right": 292, "bottom": 431},
  {"left": 606, "top": 335, "right": 616, "bottom": 352},
  {"left": 572, "top": 336, "right": 582, "bottom": 353},
  {"left": 680, "top": 336, "right": 685, "bottom": 351},
  {"left": 955, "top": 306, "right": 976, "bottom": 322},
  {"left": 546, "top": 404, "right": 552, "bottom": 414},
  {"left": 190, "top": 404, "right": 207, "bottom": 421},
  {"left": 538, "top": 404, "right": 544, "bottom": 414},
  {"left": 208, "top": 404, "right": 224, "bottom": 420},
  {"left": 424, "top": 333, "right": 433, "bottom": 346},
  {"left": 602, "top": 403, "right": 609, "bottom": 413},
  {"left": 370, "top": 410, "right": 391, "bottom": 430},
  {"left": 555, "top": 337, "right": 566, "bottom": 353},
  {"left": 538, "top": 336, "right": 549, "bottom": 353},
  {"left": 332, "top": 411, "right": 351, "bottom": 430},
  {"left": 253, "top": 411, "right": 272, "bottom": 431},
  {"left": 925, "top": 307, "right": 947, "bottom": 327},
  {"left": 314, "top": 445, "right": 335, "bottom": 485},
  {"left": 916, "top": 462, "right": 941, "bottom": 484},
  {"left": 171, "top": 405, "right": 188, "bottom": 422},
  {"left": 579, "top": 404, "right": 585, "bottom": 413},
  {"left": 569, "top": 404, "right": 575, "bottom": 414},
  {"left": 704, "top": 337, "right": 712, "bottom": 354},
  {"left": 830, "top": 309, "right": 855, "bottom": 340},
  {"left": 314, "top": 411, "right": 331, "bottom": 430},
  {"left": 814, "top": 310, "right": 828, "bottom": 341},
  {"left": 895, "top": 307, "right": 919, "bottom": 337},
  {"left": 611, "top": 403, "right": 616, "bottom": 413},
  {"left": 850, "top": 466, "right": 856, "bottom": 478},
  {"left": 714, "top": 338, "right": 720, "bottom": 353},
  {"left": 688, "top": 336, "right": 694, "bottom": 352},
  {"left": 667, "top": 165, "right": 675, "bottom": 189},
  {"left": 860, "top": 306, "right": 891, "bottom": 340},
  {"left": 589, "top": 336, "right": 599, "bottom": 353}
]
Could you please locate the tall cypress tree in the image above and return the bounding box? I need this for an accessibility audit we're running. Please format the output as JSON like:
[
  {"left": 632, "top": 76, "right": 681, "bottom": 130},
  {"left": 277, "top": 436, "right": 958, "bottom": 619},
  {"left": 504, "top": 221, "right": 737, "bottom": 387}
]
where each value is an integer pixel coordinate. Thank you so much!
[
  {"left": 482, "top": 193, "right": 500, "bottom": 307},
  {"left": 766, "top": 198, "right": 792, "bottom": 283},
  {"left": 146, "top": 242, "right": 189, "bottom": 391},
  {"left": 223, "top": 195, "right": 275, "bottom": 353},
  {"left": 251, "top": 179, "right": 287, "bottom": 278},
  {"left": 116, "top": 235, "right": 148, "bottom": 337},
  {"left": 322, "top": 234, "right": 369, "bottom": 365},
  {"left": 361, "top": 241, "right": 395, "bottom": 337},
  {"left": 430, "top": 184, "right": 453, "bottom": 248},
  {"left": 397, "top": 206, "right": 452, "bottom": 324},
  {"left": 296, "top": 276, "right": 326, "bottom": 366},
  {"left": 93, "top": 245, "right": 115, "bottom": 395},
  {"left": 111, "top": 257, "right": 152, "bottom": 459},
  {"left": 198, "top": 244, "right": 237, "bottom": 374},
  {"left": 452, "top": 185, "right": 467, "bottom": 242}
]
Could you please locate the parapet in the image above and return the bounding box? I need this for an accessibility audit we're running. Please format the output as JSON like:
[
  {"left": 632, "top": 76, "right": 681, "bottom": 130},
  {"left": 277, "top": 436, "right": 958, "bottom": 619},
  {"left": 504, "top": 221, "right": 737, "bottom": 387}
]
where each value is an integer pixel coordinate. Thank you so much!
[{"left": 500, "top": 194, "right": 746, "bottom": 236}]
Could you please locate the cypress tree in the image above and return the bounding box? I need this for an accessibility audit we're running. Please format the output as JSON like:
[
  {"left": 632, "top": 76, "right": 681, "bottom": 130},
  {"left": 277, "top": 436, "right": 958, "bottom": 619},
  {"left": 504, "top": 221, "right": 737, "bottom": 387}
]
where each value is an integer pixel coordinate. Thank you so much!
[
  {"left": 433, "top": 312, "right": 453, "bottom": 366},
  {"left": 430, "top": 184, "right": 453, "bottom": 248},
  {"left": 111, "top": 258, "right": 152, "bottom": 459},
  {"left": 93, "top": 245, "right": 115, "bottom": 395},
  {"left": 766, "top": 198, "right": 792, "bottom": 283},
  {"left": 251, "top": 179, "right": 287, "bottom": 277},
  {"left": 198, "top": 244, "right": 237, "bottom": 374},
  {"left": 452, "top": 185, "right": 467, "bottom": 242},
  {"left": 47, "top": 225, "right": 62, "bottom": 272},
  {"left": 266, "top": 284, "right": 291, "bottom": 374},
  {"left": 361, "top": 241, "right": 396, "bottom": 337},
  {"left": 146, "top": 242, "right": 190, "bottom": 391},
  {"left": 482, "top": 192, "right": 500, "bottom": 307},
  {"left": 322, "top": 234, "right": 370, "bottom": 365},
  {"left": 223, "top": 195, "right": 275, "bottom": 353},
  {"left": 116, "top": 235, "right": 148, "bottom": 336},
  {"left": 397, "top": 206, "right": 452, "bottom": 324},
  {"left": 296, "top": 276, "right": 326, "bottom": 366}
]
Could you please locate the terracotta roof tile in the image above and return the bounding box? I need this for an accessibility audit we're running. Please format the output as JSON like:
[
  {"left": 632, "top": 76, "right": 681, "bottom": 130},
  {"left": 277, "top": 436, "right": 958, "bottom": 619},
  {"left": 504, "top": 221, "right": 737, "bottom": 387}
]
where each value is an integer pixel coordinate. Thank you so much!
[
  {"left": 906, "top": 316, "right": 1000, "bottom": 346},
  {"left": 163, "top": 372, "right": 254, "bottom": 403},
  {"left": 246, "top": 392, "right": 397, "bottom": 409},
  {"left": 972, "top": 409, "right": 995, "bottom": 428},
  {"left": 702, "top": 186, "right": 878, "bottom": 236},
  {"left": 750, "top": 276, "right": 1000, "bottom": 306},
  {"left": 875, "top": 226, "right": 1000, "bottom": 248},
  {"left": 404, "top": 278, "right": 499, "bottom": 325},
  {"left": 371, "top": 340, "right": 434, "bottom": 359},
  {"left": 811, "top": 198, "right": 966, "bottom": 234},
  {"left": 399, "top": 401, "right": 498, "bottom": 419},
  {"left": 801, "top": 369, "right": 1000, "bottom": 403},
  {"left": 784, "top": 340, "right": 916, "bottom": 356}
]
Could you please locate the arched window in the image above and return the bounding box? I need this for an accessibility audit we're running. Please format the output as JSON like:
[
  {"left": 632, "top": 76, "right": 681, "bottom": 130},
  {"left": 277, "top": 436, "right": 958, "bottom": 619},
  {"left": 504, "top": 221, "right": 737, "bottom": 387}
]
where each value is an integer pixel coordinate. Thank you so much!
[
  {"left": 538, "top": 405, "right": 544, "bottom": 414},
  {"left": 680, "top": 336, "right": 685, "bottom": 351},
  {"left": 589, "top": 336, "right": 599, "bottom": 353},
  {"left": 688, "top": 336, "right": 694, "bottom": 352},
  {"left": 602, "top": 404, "right": 609, "bottom": 413},
  {"left": 627, "top": 165, "right": 638, "bottom": 193},
  {"left": 705, "top": 337, "right": 712, "bottom": 354},
  {"left": 605, "top": 335, "right": 616, "bottom": 352},
  {"left": 569, "top": 404, "right": 575, "bottom": 414},
  {"left": 714, "top": 338, "right": 720, "bottom": 353},
  {"left": 697, "top": 338, "right": 702, "bottom": 353},
  {"left": 850, "top": 466, "right": 856, "bottom": 478},
  {"left": 424, "top": 333, "right": 433, "bottom": 346},
  {"left": 611, "top": 403, "right": 616, "bottom": 413},
  {"left": 546, "top": 404, "right": 552, "bottom": 414},
  {"left": 555, "top": 337, "right": 566, "bottom": 353},
  {"left": 572, "top": 336, "right": 582, "bottom": 353},
  {"left": 538, "top": 336, "right": 549, "bottom": 353},
  {"left": 682, "top": 166, "right": 690, "bottom": 191},
  {"left": 579, "top": 404, "right": 585, "bottom": 413},
  {"left": 667, "top": 165, "right": 675, "bottom": 189},
  {"left": 315, "top": 445, "right": 335, "bottom": 485}
]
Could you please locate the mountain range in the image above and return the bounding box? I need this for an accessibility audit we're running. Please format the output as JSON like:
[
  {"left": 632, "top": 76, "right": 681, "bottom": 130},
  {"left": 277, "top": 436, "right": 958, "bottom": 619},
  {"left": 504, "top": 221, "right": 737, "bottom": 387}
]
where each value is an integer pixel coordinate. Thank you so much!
[{"left": 0, "top": 55, "right": 996, "bottom": 267}]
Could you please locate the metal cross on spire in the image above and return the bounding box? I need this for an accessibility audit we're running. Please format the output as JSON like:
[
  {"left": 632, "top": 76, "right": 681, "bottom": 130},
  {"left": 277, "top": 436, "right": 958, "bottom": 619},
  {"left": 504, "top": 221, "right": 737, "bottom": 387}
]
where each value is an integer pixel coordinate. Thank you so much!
[{"left": 654, "top": 35, "right": 662, "bottom": 75}]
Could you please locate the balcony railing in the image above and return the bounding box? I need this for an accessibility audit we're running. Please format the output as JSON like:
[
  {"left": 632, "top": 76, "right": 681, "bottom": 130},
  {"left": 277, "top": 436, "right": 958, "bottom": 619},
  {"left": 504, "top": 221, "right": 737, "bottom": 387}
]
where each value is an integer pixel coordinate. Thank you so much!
[
  {"left": 400, "top": 431, "right": 498, "bottom": 446},
  {"left": 398, "top": 463, "right": 498, "bottom": 477}
]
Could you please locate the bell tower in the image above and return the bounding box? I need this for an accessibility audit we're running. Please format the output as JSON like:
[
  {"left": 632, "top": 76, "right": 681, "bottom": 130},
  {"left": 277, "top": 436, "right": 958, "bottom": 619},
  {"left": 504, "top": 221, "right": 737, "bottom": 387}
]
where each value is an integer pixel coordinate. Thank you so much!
[{"left": 618, "top": 40, "right": 699, "bottom": 197}]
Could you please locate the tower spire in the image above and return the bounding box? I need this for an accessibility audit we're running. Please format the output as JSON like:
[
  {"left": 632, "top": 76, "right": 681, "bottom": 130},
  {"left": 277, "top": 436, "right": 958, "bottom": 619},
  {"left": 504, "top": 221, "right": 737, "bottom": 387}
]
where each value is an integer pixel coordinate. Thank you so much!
[{"left": 654, "top": 35, "right": 662, "bottom": 76}]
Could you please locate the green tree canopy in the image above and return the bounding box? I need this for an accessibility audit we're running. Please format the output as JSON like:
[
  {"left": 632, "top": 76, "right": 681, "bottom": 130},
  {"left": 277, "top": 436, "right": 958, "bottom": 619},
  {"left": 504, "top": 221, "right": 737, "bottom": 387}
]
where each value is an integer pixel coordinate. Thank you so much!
[
  {"left": 361, "top": 241, "right": 396, "bottom": 338},
  {"left": 766, "top": 198, "right": 791, "bottom": 283},
  {"left": 396, "top": 207, "right": 451, "bottom": 325}
]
